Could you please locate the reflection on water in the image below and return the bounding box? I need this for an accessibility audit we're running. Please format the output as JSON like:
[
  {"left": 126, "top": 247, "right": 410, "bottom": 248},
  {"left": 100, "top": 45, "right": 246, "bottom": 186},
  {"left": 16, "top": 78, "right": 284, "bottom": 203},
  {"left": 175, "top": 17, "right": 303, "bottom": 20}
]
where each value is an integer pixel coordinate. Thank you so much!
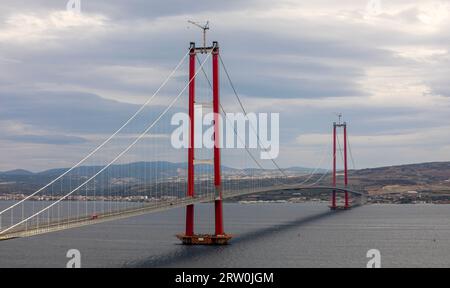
[{"left": 1, "top": 202, "right": 450, "bottom": 268}]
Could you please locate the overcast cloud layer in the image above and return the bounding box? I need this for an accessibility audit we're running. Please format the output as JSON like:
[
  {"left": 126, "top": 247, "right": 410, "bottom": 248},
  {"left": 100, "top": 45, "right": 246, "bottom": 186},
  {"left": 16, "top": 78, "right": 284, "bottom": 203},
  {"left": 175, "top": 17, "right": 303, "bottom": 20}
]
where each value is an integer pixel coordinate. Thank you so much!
[{"left": 1, "top": 0, "right": 450, "bottom": 171}]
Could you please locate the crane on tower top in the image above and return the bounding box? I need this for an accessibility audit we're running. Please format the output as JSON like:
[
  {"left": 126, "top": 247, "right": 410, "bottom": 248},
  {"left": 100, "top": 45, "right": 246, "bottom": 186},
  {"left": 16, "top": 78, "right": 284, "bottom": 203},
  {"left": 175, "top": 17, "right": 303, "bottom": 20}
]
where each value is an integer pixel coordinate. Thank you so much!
[
  {"left": 337, "top": 113, "right": 343, "bottom": 125},
  {"left": 188, "top": 20, "right": 210, "bottom": 48}
]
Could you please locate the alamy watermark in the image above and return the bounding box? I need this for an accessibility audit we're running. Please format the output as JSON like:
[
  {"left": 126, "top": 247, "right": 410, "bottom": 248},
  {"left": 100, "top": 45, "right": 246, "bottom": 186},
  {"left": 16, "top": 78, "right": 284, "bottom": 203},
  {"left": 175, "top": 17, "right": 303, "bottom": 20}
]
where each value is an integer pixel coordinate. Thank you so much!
[
  {"left": 66, "top": 0, "right": 81, "bottom": 13},
  {"left": 366, "top": 249, "right": 381, "bottom": 268},
  {"left": 66, "top": 249, "right": 81, "bottom": 268},
  {"left": 171, "top": 105, "right": 280, "bottom": 160},
  {"left": 365, "top": 0, "right": 383, "bottom": 17}
]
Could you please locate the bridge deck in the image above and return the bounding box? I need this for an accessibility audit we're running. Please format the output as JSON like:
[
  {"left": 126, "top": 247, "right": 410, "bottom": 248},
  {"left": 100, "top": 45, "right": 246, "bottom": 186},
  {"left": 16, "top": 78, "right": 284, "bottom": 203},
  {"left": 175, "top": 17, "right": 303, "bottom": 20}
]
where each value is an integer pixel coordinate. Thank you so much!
[{"left": 0, "top": 185, "right": 364, "bottom": 241}]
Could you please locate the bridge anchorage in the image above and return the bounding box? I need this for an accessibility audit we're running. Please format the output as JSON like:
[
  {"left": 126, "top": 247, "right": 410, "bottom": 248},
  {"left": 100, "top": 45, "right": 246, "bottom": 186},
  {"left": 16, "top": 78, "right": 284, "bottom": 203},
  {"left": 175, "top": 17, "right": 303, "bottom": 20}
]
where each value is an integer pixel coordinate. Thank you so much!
[
  {"left": 176, "top": 41, "right": 232, "bottom": 245},
  {"left": 330, "top": 115, "right": 351, "bottom": 210}
]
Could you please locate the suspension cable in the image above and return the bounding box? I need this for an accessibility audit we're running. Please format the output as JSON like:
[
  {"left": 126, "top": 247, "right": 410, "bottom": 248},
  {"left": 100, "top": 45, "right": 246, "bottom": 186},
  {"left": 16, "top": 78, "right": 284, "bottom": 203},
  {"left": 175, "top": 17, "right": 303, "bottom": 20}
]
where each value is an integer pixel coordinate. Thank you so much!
[
  {"left": 198, "top": 55, "right": 331, "bottom": 188},
  {"left": 195, "top": 56, "right": 286, "bottom": 188},
  {"left": 296, "top": 144, "right": 330, "bottom": 186},
  {"left": 347, "top": 134, "right": 356, "bottom": 170},
  {"left": 219, "top": 55, "right": 289, "bottom": 179},
  {"left": 336, "top": 133, "right": 345, "bottom": 164},
  {"left": 0, "top": 49, "right": 214, "bottom": 235},
  {"left": 0, "top": 50, "right": 190, "bottom": 216},
  {"left": 304, "top": 168, "right": 331, "bottom": 187}
]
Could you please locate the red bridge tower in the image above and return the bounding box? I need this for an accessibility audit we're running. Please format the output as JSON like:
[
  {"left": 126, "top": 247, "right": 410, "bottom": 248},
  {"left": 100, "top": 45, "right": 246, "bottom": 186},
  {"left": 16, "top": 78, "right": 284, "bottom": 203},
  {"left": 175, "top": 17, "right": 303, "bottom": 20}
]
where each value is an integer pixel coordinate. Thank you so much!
[
  {"left": 331, "top": 115, "right": 351, "bottom": 210},
  {"left": 177, "top": 41, "right": 232, "bottom": 245}
]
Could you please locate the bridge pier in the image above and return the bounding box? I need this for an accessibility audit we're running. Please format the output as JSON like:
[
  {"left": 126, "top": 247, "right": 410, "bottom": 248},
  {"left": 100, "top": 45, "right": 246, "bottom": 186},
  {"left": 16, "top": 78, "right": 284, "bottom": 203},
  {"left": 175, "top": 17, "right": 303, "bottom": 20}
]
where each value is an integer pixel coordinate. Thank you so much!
[
  {"left": 177, "top": 41, "right": 232, "bottom": 245},
  {"left": 185, "top": 204, "right": 194, "bottom": 236},
  {"left": 331, "top": 190, "right": 337, "bottom": 210},
  {"left": 215, "top": 199, "right": 224, "bottom": 236},
  {"left": 345, "top": 191, "right": 350, "bottom": 209}
]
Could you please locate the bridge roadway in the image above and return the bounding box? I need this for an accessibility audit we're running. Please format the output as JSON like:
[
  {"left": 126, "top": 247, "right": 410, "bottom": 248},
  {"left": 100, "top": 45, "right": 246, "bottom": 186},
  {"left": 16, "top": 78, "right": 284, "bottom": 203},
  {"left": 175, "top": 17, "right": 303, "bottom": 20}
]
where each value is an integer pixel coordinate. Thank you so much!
[{"left": 0, "top": 184, "right": 365, "bottom": 241}]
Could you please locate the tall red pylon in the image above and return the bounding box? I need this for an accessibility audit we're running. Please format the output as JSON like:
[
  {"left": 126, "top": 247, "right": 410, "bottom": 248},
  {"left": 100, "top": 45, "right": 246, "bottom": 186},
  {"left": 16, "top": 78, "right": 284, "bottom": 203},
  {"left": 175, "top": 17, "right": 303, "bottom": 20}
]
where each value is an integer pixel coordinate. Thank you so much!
[
  {"left": 332, "top": 124, "right": 337, "bottom": 209},
  {"left": 185, "top": 42, "right": 196, "bottom": 237},
  {"left": 212, "top": 43, "right": 225, "bottom": 237},
  {"left": 330, "top": 116, "right": 351, "bottom": 210},
  {"left": 177, "top": 41, "right": 232, "bottom": 245}
]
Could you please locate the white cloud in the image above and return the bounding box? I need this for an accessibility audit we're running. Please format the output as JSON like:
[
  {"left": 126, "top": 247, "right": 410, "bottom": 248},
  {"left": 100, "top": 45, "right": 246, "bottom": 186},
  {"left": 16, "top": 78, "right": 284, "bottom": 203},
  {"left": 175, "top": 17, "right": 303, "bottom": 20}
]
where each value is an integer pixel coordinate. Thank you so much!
[
  {"left": 0, "top": 11, "right": 108, "bottom": 45},
  {"left": 1, "top": 0, "right": 450, "bottom": 170},
  {"left": 296, "top": 126, "right": 450, "bottom": 148},
  {"left": 416, "top": 1, "right": 450, "bottom": 26}
]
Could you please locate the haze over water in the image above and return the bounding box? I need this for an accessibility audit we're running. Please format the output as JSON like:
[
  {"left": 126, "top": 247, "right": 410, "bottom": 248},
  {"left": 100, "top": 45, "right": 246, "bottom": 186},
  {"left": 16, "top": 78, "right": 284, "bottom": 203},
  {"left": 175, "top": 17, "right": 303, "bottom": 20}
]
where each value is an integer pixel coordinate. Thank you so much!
[{"left": 1, "top": 202, "right": 449, "bottom": 268}]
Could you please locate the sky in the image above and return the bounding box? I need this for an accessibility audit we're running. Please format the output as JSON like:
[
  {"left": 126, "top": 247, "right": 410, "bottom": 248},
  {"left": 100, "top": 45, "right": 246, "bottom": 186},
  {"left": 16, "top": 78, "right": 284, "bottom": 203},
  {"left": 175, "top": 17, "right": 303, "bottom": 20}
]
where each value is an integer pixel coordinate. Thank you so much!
[{"left": 0, "top": 0, "right": 450, "bottom": 171}]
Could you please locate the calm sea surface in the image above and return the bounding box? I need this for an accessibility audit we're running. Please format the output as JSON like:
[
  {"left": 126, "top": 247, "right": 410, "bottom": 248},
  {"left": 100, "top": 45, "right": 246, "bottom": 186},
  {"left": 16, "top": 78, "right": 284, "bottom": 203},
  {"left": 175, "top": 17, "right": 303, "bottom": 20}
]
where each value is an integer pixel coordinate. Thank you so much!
[{"left": 1, "top": 202, "right": 450, "bottom": 268}]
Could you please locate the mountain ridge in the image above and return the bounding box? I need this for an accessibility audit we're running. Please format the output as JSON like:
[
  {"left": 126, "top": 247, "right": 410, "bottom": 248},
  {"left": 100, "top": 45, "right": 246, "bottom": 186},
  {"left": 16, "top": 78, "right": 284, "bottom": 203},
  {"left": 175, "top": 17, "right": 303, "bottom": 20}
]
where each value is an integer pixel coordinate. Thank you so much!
[{"left": 0, "top": 161, "right": 322, "bottom": 177}]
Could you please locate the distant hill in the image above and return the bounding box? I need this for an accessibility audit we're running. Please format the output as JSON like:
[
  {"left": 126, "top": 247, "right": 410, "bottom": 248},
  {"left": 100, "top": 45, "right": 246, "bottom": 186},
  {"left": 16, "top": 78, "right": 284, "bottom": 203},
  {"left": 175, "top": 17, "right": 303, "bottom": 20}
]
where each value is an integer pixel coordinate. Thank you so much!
[
  {"left": 350, "top": 161, "right": 450, "bottom": 195},
  {"left": 0, "top": 161, "right": 318, "bottom": 195},
  {"left": 7, "top": 160, "right": 449, "bottom": 197},
  {"left": 286, "top": 166, "right": 327, "bottom": 173},
  {"left": 0, "top": 169, "right": 34, "bottom": 176},
  {"left": 1, "top": 162, "right": 320, "bottom": 178},
  {"left": 36, "top": 161, "right": 192, "bottom": 179}
]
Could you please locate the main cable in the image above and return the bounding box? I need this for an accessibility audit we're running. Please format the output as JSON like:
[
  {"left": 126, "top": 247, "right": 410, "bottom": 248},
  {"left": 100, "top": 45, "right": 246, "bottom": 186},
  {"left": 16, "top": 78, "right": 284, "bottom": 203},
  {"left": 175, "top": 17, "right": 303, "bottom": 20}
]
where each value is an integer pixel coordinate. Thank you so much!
[
  {"left": 219, "top": 55, "right": 289, "bottom": 179},
  {"left": 0, "top": 51, "right": 190, "bottom": 216},
  {"left": 0, "top": 48, "right": 214, "bottom": 235}
]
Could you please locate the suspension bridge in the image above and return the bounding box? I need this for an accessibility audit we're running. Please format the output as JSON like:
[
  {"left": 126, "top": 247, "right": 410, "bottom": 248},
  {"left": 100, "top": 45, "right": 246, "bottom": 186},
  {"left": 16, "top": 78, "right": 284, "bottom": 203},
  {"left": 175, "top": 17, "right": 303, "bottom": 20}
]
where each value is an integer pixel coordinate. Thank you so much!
[{"left": 0, "top": 41, "right": 365, "bottom": 243}]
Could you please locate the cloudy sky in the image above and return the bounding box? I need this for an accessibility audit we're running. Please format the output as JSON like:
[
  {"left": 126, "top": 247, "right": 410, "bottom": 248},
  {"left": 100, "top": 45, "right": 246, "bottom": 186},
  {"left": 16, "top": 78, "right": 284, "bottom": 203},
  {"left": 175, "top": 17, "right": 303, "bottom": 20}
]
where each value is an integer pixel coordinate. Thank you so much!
[{"left": 0, "top": 0, "right": 450, "bottom": 171}]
